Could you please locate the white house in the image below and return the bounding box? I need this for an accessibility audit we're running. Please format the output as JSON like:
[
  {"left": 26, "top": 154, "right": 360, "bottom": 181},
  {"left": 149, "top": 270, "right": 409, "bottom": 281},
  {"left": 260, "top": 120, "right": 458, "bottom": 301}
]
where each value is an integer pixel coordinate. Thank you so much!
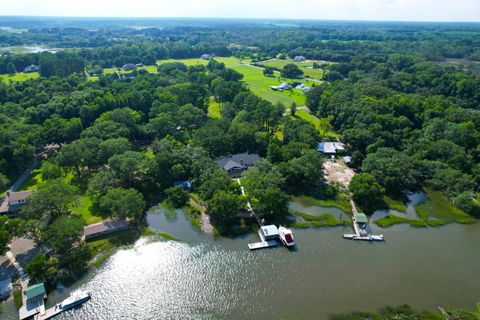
[
  {"left": 270, "top": 82, "right": 292, "bottom": 91},
  {"left": 317, "top": 142, "right": 346, "bottom": 155},
  {"left": 24, "top": 64, "right": 39, "bottom": 73},
  {"left": 293, "top": 56, "right": 306, "bottom": 62},
  {"left": 200, "top": 54, "right": 213, "bottom": 60}
]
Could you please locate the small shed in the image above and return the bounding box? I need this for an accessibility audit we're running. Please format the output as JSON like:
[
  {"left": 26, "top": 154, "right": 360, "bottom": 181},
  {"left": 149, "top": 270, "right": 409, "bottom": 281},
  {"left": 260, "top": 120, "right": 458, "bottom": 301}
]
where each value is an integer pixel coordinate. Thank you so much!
[
  {"left": 354, "top": 213, "right": 368, "bottom": 224},
  {"left": 343, "top": 156, "right": 352, "bottom": 164},
  {"left": 200, "top": 54, "right": 213, "bottom": 60},
  {"left": 293, "top": 56, "right": 306, "bottom": 62}
]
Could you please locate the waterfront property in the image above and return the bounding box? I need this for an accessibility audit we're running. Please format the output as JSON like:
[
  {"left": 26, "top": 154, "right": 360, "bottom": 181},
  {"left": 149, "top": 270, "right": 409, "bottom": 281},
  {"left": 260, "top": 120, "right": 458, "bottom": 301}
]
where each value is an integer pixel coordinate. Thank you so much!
[
  {"left": 83, "top": 219, "right": 130, "bottom": 241},
  {"left": 19, "top": 282, "right": 46, "bottom": 320},
  {"left": 216, "top": 153, "right": 261, "bottom": 177},
  {"left": 0, "top": 190, "right": 33, "bottom": 216}
]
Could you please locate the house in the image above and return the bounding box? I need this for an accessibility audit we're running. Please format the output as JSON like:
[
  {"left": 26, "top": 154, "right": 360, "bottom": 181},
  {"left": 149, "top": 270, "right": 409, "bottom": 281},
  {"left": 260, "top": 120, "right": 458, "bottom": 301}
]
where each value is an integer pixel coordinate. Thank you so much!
[
  {"left": 83, "top": 219, "right": 130, "bottom": 241},
  {"left": 174, "top": 180, "right": 192, "bottom": 189},
  {"left": 122, "top": 63, "right": 137, "bottom": 71},
  {"left": 121, "top": 72, "right": 136, "bottom": 80},
  {"left": 200, "top": 54, "right": 213, "bottom": 60},
  {"left": 353, "top": 213, "right": 368, "bottom": 227},
  {"left": 295, "top": 83, "right": 311, "bottom": 94},
  {"left": 317, "top": 142, "right": 346, "bottom": 155},
  {"left": 270, "top": 82, "right": 292, "bottom": 92},
  {"left": 260, "top": 225, "right": 280, "bottom": 240},
  {"left": 0, "top": 190, "right": 33, "bottom": 215},
  {"left": 216, "top": 152, "right": 261, "bottom": 177},
  {"left": 135, "top": 63, "right": 144, "bottom": 67},
  {"left": 24, "top": 64, "right": 39, "bottom": 73},
  {"left": 293, "top": 55, "right": 306, "bottom": 62}
]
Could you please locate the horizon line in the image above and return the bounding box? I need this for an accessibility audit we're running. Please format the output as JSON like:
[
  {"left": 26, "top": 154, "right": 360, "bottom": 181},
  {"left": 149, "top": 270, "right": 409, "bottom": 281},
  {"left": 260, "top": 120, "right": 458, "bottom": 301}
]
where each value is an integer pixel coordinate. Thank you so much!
[{"left": 0, "top": 15, "right": 479, "bottom": 24}]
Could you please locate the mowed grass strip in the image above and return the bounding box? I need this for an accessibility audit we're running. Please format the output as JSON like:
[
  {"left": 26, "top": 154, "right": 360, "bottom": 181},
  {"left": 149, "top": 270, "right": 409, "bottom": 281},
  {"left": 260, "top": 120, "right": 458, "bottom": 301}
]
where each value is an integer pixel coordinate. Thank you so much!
[{"left": 0, "top": 72, "right": 39, "bottom": 83}]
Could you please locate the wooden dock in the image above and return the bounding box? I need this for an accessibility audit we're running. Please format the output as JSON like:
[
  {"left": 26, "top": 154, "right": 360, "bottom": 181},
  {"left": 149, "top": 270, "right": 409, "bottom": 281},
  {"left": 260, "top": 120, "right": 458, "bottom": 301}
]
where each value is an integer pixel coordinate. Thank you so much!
[
  {"left": 36, "top": 304, "right": 62, "bottom": 320},
  {"left": 248, "top": 240, "right": 278, "bottom": 250}
]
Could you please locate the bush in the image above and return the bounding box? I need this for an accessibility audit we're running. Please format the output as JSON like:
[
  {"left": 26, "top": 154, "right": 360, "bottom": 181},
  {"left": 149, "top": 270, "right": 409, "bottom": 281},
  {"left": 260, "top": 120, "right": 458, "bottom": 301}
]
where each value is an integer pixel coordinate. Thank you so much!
[{"left": 164, "top": 186, "right": 189, "bottom": 208}]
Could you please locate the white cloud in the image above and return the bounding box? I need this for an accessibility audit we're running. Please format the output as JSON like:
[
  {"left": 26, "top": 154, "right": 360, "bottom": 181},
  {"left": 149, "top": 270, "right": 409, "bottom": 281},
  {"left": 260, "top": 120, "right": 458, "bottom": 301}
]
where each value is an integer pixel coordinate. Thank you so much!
[{"left": 1, "top": 0, "right": 479, "bottom": 22}]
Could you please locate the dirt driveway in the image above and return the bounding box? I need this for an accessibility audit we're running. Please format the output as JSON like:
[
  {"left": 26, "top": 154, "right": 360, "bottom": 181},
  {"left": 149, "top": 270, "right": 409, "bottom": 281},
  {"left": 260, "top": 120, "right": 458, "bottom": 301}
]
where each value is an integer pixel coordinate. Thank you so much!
[{"left": 323, "top": 158, "right": 355, "bottom": 189}]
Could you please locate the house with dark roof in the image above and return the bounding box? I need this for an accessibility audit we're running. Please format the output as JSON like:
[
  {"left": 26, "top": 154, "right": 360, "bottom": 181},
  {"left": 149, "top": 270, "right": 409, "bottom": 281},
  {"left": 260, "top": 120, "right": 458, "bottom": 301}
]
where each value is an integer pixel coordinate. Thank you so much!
[
  {"left": 0, "top": 190, "right": 33, "bottom": 216},
  {"left": 216, "top": 153, "right": 261, "bottom": 177}
]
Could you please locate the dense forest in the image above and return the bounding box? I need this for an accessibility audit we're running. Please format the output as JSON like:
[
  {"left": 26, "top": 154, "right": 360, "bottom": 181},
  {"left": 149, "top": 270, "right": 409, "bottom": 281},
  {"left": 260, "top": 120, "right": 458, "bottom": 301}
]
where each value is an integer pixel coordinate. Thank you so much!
[{"left": 0, "top": 19, "right": 479, "bottom": 293}]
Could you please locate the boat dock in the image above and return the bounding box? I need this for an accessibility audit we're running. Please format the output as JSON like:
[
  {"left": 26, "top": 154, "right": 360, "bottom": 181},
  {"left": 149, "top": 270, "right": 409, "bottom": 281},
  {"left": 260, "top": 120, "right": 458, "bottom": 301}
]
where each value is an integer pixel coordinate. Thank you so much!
[
  {"left": 248, "top": 240, "right": 278, "bottom": 250},
  {"left": 343, "top": 195, "right": 385, "bottom": 242}
]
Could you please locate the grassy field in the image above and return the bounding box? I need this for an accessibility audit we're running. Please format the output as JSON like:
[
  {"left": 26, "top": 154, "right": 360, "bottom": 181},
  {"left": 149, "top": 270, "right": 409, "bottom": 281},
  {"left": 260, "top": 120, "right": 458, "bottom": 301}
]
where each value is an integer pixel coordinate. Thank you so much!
[
  {"left": 17, "top": 168, "right": 103, "bottom": 224},
  {"left": 208, "top": 97, "right": 221, "bottom": 118},
  {"left": 257, "top": 59, "right": 326, "bottom": 80},
  {"left": 295, "top": 110, "right": 339, "bottom": 138},
  {"left": 0, "top": 72, "right": 39, "bottom": 83}
]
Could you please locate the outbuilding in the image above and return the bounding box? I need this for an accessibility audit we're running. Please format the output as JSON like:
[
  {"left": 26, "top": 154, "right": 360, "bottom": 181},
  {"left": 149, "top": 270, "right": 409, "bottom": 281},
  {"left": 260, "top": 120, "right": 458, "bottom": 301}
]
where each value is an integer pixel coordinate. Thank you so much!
[
  {"left": 260, "top": 225, "right": 280, "bottom": 241},
  {"left": 317, "top": 142, "right": 346, "bottom": 155}
]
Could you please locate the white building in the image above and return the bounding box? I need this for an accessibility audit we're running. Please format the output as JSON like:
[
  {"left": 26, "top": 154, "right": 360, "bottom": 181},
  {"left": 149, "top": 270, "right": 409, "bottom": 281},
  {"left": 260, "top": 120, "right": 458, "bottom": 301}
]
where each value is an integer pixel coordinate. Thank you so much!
[
  {"left": 293, "top": 56, "right": 306, "bottom": 62},
  {"left": 317, "top": 142, "right": 346, "bottom": 155}
]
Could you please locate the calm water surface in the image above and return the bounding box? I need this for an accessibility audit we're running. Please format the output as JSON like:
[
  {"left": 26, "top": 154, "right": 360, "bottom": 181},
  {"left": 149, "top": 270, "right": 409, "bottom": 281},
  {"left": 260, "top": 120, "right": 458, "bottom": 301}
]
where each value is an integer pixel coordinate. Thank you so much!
[{"left": 3, "top": 204, "right": 480, "bottom": 320}]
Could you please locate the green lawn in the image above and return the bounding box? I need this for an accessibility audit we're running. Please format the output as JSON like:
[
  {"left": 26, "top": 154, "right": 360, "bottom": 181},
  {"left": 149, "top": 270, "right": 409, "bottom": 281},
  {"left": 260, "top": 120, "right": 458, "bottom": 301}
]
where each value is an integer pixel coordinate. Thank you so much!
[
  {"left": 257, "top": 59, "right": 326, "bottom": 80},
  {"left": 208, "top": 98, "right": 221, "bottom": 118},
  {"left": 70, "top": 195, "right": 102, "bottom": 224},
  {"left": 156, "top": 58, "right": 210, "bottom": 67},
  {"left": 295, "top": 110, "right": 339, "bottom": 138},
  {"left": 0, "top": 72, "right": 39, "bottom": 83}
]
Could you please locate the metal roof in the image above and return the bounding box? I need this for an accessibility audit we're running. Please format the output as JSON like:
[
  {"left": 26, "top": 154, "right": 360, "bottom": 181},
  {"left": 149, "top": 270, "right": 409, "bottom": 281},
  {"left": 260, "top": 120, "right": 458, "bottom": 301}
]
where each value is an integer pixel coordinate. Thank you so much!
[
  {"left": 261, "top": 225, "right": 279, "bottom": 237},
  {"left": 25, "top": 283, "right": 46, "bottom": 300},
  {"left": 354, "top": 213, "right": 368, "bottom": 224}
]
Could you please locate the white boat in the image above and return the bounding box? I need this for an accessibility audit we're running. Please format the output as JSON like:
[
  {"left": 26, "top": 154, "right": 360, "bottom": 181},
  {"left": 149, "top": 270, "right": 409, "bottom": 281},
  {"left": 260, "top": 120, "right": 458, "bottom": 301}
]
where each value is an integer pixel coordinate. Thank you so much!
[
  {"left": 278, "top": 226, "right": 295, "bottom": 247},
  {"left": 60, "top": 290, "right": 91, "bottom": 311},
  {"left": 370, "top": 234, "right": 384, "bottom": 241}
]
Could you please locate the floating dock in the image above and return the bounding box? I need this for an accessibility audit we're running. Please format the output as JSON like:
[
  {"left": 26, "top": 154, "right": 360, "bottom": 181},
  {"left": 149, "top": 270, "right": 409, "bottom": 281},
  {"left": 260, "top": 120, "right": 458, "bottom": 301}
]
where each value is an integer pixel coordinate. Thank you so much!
[
  {"left": 343, "top": 234, "right": 384, "bottom": 241},
  {"left": 248, "top": 240, "right": 278, "bottom": 250}
]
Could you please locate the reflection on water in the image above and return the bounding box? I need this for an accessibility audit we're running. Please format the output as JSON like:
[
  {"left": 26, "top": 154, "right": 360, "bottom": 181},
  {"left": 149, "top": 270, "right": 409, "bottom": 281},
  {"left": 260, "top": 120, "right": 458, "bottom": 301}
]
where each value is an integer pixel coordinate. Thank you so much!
[
  {"left": 3, "top": 205, "right": 480, "bottom": 320},
  {"left": 371, "top": 191, "right": 427, "bottom": 221},
  {"left": 288, "top": 202, "right": 347, "bottom": 221}
]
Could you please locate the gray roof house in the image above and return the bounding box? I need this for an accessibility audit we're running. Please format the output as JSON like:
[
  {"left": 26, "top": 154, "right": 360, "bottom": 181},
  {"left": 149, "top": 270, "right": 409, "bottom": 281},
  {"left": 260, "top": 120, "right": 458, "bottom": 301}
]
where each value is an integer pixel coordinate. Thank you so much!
[
  {"left": 122, "top": 63, "right": 137, "bottom": 71},
  {"left": 270, "top": 82, "right": 292, "bottom": 92},
  {"left": 293, "top": 55, "right": 306, "bottom": 62},
  {"left": 317, "top": 142, "right": 346, "bottom": 155},
  {"left": 0, "top": 190, "right": 33, "bottom": 215},
  {"left": 24, "top": 64, "right": 39, "bottom": 73},
  {"left": 200, "top": 54, "right": 213, "bottom": 60},
  {"left": 216, "top": 153, "right": 261, "bottom": 177}
]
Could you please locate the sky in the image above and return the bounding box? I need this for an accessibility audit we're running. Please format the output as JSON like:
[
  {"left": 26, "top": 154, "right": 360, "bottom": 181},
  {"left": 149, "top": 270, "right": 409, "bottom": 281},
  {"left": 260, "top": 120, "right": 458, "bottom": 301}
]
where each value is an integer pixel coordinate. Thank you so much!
[{"left": 1, "top": 0, "right": 480, "bottom": 22}]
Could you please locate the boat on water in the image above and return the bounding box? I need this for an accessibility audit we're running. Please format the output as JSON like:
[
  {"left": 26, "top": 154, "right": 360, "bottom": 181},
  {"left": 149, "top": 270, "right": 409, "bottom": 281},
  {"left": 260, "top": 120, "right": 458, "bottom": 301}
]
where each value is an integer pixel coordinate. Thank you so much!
[
  {"left": 278, "top": 226, "right": 295, "bottom": 247},
  {"left": 369, "top": 234, "right": 384, "bottom": 241},
  {"left": 60, "top": 290, "right": 91, "bottom": 311}
]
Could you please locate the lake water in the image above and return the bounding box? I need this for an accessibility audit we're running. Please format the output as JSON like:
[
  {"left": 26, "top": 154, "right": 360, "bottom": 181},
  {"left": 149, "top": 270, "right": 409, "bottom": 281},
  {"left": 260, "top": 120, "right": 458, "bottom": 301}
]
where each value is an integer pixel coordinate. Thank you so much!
[{"left": 2, "top": 204, "right": 480, "bottom": 319}]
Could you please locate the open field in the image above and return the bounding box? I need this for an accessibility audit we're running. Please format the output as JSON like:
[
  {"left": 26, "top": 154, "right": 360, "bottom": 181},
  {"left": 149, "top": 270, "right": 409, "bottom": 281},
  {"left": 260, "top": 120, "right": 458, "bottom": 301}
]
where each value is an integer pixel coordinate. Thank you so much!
[
  {"left": 208, "top": 98, "right": 221, "bottom": 118},
  {"left": 0, "top": 72, "right": 39, "bottom": 83},
  {"left": 295, "top": 109, "right": 339, "bottom": 138},
  {"left": 157, "top": 58, "right": 210, "bottom": 66},
  {"left": 256, "top": 59, "right": 326, "bottom": 80}
]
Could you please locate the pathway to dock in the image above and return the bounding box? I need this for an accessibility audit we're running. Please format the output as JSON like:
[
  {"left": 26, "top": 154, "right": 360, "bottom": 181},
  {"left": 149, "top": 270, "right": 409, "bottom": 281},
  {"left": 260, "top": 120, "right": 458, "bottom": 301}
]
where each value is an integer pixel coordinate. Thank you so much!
[{"left": 236, "top": 179, "right": 261, "bottom": 225}]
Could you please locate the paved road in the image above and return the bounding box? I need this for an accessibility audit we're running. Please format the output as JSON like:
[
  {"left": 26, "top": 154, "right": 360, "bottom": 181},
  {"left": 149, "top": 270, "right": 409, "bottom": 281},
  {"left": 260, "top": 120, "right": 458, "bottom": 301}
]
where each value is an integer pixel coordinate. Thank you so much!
[{"left": 8, "top": 158, "right": 38, "bottom": 192}]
